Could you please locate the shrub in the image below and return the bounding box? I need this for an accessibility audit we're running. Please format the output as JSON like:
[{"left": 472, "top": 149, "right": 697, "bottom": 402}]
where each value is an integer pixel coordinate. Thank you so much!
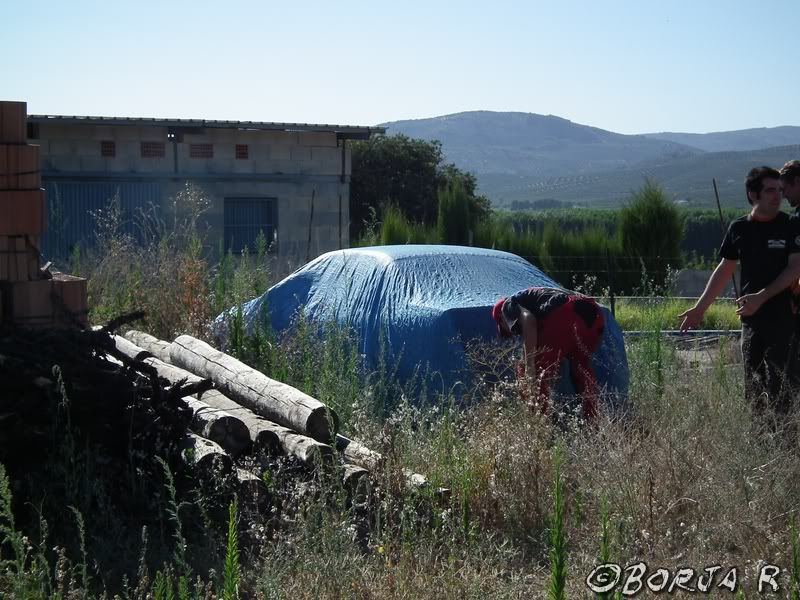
[{"left": 618, "top": 181, "right": 685, "bottom": 291}]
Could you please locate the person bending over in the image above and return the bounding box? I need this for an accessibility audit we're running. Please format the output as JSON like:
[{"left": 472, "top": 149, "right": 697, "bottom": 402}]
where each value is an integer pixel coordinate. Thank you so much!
[{"left": 492, "top": 287, "right": 605, "bottom": 419}]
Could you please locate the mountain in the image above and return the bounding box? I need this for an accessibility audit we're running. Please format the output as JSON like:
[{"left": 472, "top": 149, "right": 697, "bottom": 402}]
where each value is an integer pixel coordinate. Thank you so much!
[
  {"left": 481, "top": 145, "right": 800, "bottom": 208},
  {"left": 382, "top": 111, "right": 701, "bottom": 177},
  {"left": 380, "top": 111, "right": 800, "bottom": 208},
  {"left": 644, "top": 127, "right": 800, "bottom": 153}
]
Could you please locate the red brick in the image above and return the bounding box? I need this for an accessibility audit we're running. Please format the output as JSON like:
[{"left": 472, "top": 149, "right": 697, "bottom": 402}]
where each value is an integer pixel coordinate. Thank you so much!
[
  {"left": 8, "top": 273, "right": 88, "bottom": 328},
  {"left": 0, "top": 144, "right": 41, "bottom": 189},
  {"left": 10, "top": 236, "right": 39, "bottom": 282},
  {"left": 0, "top": 189, "right": 46, "bottom": 235},
  {"left": 0, "top": 235, "right": 40, "bottom": 281},
  {"left": 0, "top": 102, "right": 27, "bottom": 144},
  {"left": 0, "top": 236, "right": 7, "bottom": 280}
]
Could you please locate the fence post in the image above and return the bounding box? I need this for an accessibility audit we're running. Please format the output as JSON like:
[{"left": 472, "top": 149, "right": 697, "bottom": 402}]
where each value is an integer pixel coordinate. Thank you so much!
[{"left": 606, "top": 248, "right": 616, "bottom": 318}]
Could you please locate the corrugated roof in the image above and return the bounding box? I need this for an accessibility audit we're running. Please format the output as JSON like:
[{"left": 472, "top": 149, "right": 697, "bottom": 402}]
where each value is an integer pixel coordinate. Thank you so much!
[{"left": 28, "top": 114, "right": 385, "bottom": 137}]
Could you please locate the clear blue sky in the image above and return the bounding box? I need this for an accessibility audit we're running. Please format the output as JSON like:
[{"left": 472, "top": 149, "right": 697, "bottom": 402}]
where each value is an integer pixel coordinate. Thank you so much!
[{"left": 2, "top": 0, "right": 797, "bottom": 134}]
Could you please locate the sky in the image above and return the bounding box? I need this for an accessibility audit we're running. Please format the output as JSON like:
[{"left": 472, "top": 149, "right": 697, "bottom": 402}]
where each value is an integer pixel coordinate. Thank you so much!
[{"left": 2, "top": 0, "right": 798, "bottom": 135}]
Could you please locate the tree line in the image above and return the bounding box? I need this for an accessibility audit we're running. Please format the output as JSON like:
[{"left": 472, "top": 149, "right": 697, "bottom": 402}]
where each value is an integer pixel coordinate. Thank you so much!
[{"left": 350, "top": 134, "right": 749, "bottom": 294}]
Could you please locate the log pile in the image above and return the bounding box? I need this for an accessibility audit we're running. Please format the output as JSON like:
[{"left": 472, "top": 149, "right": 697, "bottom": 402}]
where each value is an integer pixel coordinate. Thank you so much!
[
  {"left": 0, "top": 317, "right": 444, "bottom": 541},
  {"left": 170, "top": 335, "right": 339, "bottom": 443},
  {"left": 122, "top": 330, "right": 446, "bottom": 499},
  {"left": 0, "top": 322, "right": 195, "bottom": 476}
]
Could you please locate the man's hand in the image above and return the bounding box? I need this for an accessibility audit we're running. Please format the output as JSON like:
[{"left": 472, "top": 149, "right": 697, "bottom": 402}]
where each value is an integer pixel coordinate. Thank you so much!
[
  {"left": 735, "top": 291, "right": 767, "bottom": 317},
  {"left": 678, "top": 305, "right": 706, "bottom": 331}
]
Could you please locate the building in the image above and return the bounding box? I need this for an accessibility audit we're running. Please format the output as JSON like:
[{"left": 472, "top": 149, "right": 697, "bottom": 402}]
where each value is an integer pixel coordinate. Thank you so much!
[{"left": 27, "top": 114, "right": 384, "bottom": 262}]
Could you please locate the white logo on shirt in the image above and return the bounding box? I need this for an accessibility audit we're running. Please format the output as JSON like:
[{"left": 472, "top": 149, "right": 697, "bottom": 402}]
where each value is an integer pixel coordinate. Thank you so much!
[{"left": 768, "top": 239, "right": 786, "bottom": 249}]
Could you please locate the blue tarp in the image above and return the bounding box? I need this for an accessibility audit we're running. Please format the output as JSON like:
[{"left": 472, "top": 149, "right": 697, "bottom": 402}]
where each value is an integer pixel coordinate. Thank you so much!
[{"left": 237, "top": 245, "right": 628, "bottom": 406}]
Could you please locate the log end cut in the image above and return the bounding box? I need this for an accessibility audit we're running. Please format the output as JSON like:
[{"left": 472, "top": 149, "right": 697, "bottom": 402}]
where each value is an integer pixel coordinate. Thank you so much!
[{"left": 306, "top": 406, "right": 340, "bottom": 444}]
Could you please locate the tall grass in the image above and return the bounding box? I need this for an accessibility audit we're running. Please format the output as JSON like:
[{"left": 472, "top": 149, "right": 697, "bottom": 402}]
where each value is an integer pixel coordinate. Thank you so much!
[
  {"left": 614, "top": 298, "right": 740, "bottom": 330},
  {"left": 8, "top": 299, "right": 800, "bottom": 597},
  {"left": 222, "top": 500, "right": 240, "bottom": 600},
  {"left": 548, "top": 444, "right": 567, "bottom": 600},
  {"left": 12, "top": 188, "right": 800, "bottom": 598}
]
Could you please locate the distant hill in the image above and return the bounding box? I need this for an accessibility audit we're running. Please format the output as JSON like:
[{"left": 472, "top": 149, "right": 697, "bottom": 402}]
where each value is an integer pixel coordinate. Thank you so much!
[
  {"left": 480, "top": 145, "right": 800, "bottom": 208},
  {"left": 380, "top": 111, "right": 800, "bottom": 208},
  {"left": 382, "top": 111, "right": 700, "bottom": 177},
  {"left": 644, "top": 127, "right": 800, "bottom": 152}
]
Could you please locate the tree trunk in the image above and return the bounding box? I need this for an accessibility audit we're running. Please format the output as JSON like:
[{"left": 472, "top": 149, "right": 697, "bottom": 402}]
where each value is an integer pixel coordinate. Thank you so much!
[
  {"left": 235, "top": 467, "right": 270, "bottom": 512},
  {"left": 175, "top": 432, "right": 233, "bottom": 476},
  {"left": 336, "top": 434, "right": 448, "bottom": 497},
  {"left": 342, "top": 463, "right": 370, "bottom": 500},
  {"left": 183, "top": 396, "right": 250, "bottom": 458},
  {"left": 113, "top": 335, "right": 153, "bottom": 363},
  {"left": 124, "top": 329, "right": 172, "bottom": 363},
  {"left": 113, "top": 336, "right": 330, "bottom": 465},
  {"left": 170, "top": 335, "right": 338, "bottom": 443},
  {"left": 335, "top": 434, "right": 382, "bottom": 471}
]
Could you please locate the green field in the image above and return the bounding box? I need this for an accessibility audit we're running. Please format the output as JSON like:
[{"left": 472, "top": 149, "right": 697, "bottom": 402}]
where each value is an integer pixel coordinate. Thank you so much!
[{"left": 612, "top": 298, "right": 740, "bottom": 331}]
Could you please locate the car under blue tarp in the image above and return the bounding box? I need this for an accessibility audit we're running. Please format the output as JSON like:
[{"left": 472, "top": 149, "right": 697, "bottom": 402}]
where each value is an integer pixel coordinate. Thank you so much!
[{"left": 234, "top": 245, "right": 628, "bottom": 408}]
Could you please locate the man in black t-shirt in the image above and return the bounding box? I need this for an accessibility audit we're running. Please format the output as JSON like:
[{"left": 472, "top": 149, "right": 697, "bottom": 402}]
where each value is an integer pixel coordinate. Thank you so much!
[
  {"left": 492, "top": 288, "right": 605, "bottom": 420},
  {"left": 780, "top": 160, "right": 800, "bottom": 298},
  {"left": 679, "top": 166, "right": 800, "bottom": 413},
  {"left": 780, "top": 160, "right": 800, "bottom": 216},
  {"left": 779, "top": 160, "right": 800, "bottom": 384}
]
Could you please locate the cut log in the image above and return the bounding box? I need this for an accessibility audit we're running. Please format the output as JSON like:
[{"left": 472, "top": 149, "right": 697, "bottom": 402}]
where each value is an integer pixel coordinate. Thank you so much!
[
  {"left": 335, "top": 434, "right": 382, "bottom": 471},
  {"left": 170, "top": 335, "right": 339, "bottom": 443},
  {"left": 195, "top": 390, "right": 332, "bottom": 464},
  {"left": 342, "top": 463, "right": 370, "bottom": 500},
  {"left": 123, "top": 329, "right": 172, "bottom": 363},
  {"left": 175, "top": 432, "right": 233, "bottom": 476},
  {"left": 235, "top": 467, "right": 270, "bottom": 512},
  {"left": 114, "top": 335, "right": 330, "bottom": 465},
  {"left": 113, "top": 335, "right": 153, "bottom": 363},
  {"left": 335, "top": 434, "right": 449, "bottom": 498},
  {"left": 183, "top": 396, "right": 250, "bottom": 458}
]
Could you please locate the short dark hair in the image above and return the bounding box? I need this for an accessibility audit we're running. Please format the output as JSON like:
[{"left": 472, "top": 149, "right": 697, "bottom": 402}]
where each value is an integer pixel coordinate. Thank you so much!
[
  {"left": 745, "top": 166, "right": 780, "bottom": 205},
  {"left": 780, "top": 160, "right": 800, "bottom": 184}
]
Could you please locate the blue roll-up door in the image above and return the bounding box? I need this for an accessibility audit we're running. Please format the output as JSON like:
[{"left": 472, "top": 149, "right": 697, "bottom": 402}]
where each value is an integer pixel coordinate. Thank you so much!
[
  {"left": 224, "top": 197, "right": 277, "bottom": 254},
  {"left": 42, "top": 181, "right": 162, "bottom": 259}
]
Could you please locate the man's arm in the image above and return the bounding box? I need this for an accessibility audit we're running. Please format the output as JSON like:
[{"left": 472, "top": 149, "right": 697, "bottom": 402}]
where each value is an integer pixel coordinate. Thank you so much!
[
  {"left": 518, "top": 308, "right": 538, "bottom": 376},
  {"left": 735, "top": 254, "right": 800, "bottom": 317},
  {"left": 678, "top": 258, "right": 738, "bottom": 331}
]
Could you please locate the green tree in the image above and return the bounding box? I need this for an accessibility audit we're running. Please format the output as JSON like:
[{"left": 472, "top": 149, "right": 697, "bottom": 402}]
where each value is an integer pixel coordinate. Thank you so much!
[
  {"left": 439, "top": 163, "right": 492, "bottom": 224},
  {"left": 350, "top": 135, "right": 442, "bottom": 238},
  {"left": 437, "top": 178, "right": 474, "bottom": 245},
  {"left": 350, "top": 134, "right": 490, "bottom": 241},
  {"left": 618, "top": 180, "right": 684, "bottom": 291}
]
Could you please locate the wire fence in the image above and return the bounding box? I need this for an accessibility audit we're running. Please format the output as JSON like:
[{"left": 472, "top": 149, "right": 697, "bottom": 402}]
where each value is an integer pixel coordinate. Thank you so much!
[{"left": 515, "top": 253, "right": 729, "bottom": 303}]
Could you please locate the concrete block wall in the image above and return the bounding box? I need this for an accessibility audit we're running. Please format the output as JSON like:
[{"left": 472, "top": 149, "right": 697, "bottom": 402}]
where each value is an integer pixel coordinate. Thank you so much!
[
  {"left": 38, "top": 125, "right": 344, "bottom": 179},
  {"left": 162, "top": 177, "right": 349, "bottom": 262},
  {"left": 35, "top": 121, "right": 355, "bottom": 262}
]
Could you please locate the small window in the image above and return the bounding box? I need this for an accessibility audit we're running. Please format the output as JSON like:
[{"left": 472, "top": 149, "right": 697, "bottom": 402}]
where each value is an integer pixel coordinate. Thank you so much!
[
  {"left": 101, "top": 140, "right": 116, "bottom": 157},
  {"left": 141, "top": 141, "right": 165, "bottom": 158},
  {"left": 27, "top": 123, "right": 40, "bottom": 140},
  {"left": 235, "top": 144, "right": 249, "bottom": 160},
  {"left": 224, "top": 197, "right": 276, "bottom": 254},
  {"left": 190, "top": 143, "right": 213, "bottom": 159}
]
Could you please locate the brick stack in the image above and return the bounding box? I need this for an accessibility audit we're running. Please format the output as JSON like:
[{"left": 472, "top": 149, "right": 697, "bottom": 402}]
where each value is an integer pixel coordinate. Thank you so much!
[{"left": 0, "top": 100, "right": 88, "bottom": 328}]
